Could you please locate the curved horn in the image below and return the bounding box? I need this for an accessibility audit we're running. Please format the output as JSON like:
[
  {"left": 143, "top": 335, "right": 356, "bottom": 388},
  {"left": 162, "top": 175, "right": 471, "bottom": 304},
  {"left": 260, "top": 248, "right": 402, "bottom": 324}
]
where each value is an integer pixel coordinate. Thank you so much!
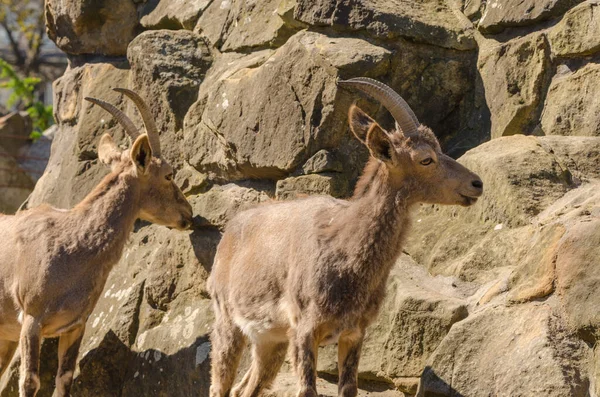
[
  {"left": 113, "top": 88, "right": 161, "bottom": 157},
  {"left": 84, "top": 97, "right": 141, "bottom": 141},
  {"left": 337, "top": 77, "right": 419, "bottom": 135}
]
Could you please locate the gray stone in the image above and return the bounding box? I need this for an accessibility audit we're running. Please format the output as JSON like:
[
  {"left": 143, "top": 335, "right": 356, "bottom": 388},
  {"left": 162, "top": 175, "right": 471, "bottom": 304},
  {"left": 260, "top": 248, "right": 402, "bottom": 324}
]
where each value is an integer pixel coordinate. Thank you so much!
[
  {"left": 418, "top": 301, "right": 589, "bottom": 396},
  {"left": 478, "top": 33, "right": 551, "bottom": 138},
  {"left": 46, "top": 0, "right": 139, "bottom": 56},
  {"left": 540, "top": 63, "right": 600, "bottom": 137},
  {"left": 139, "top": 0, "right": 211, "bottom": 30},
  {"left": 549, "top": 0, "right": 600, "bottom": 57},
  {"left": 195, "top": 0, "right": 301, "bottom": 51},
  {"left": 276, "top": 173, "right": 350, "bottom": 200},
  {"left": 293, "top": 0, "right": 477, "bottom": 50},
  {"left": 302, "top": 150, "right": 343, "bottom": 174},
  {"left": 127, "top": 30, "right": 213, "bottom": 167},
  {"left": 183, "top": 31, "right": 390, "bottom": 182},
  {"left": 478, "top": 0, "right": 581, "bottom": 33}
]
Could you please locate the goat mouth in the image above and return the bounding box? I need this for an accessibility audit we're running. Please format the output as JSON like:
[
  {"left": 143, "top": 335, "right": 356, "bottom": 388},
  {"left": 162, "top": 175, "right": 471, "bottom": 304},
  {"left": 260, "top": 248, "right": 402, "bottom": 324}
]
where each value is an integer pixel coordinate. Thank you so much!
[{"left": 460, "top": 194, "right": 479, "bottom": 206}]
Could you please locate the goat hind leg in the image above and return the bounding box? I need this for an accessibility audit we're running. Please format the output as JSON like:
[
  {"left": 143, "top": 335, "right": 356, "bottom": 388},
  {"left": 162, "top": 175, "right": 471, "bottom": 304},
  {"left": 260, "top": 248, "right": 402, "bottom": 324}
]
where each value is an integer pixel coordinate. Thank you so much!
[
  {"left": 209, "top": 315, "right": 246, "bottom": 397},
  {"left": 291, "top": 327, "right": 319, "bottom": 397},
  {"left": 55, "top": 325, "right": 85, "bottom": 397},
  {"left": 337, "top": 329, "right": 365, "bottom": 397},
  {"left": 232, "top": 339, "right": 288, "bottom": 397},
  {"left": 19, "top": 315, "right": 42, "bottom": 397},
  {"left": 0, "top": 339, "right": 18, "bottom": 378}
]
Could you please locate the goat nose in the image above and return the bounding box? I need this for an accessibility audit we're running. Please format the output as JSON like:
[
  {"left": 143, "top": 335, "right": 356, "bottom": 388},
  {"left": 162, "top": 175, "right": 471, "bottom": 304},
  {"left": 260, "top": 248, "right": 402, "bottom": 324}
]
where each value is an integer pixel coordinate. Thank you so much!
[{"left": 472, "top": 180, "right": 483, "bottom": 189}]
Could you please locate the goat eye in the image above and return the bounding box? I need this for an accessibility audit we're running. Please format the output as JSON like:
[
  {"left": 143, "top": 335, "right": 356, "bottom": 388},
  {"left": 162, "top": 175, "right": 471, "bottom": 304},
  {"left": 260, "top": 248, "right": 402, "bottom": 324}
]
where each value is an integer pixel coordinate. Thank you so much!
[
  {"left": 165, "top": 174, "right": 173, "bottom": 181},
  {"left": 420, "top": 158, "right": 434, "bottom": 166}
]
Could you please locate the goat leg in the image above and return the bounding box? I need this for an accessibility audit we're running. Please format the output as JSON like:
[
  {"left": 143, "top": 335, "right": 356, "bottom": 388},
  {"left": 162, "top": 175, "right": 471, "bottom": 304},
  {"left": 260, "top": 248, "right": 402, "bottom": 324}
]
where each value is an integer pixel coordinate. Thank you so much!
[
  {"left": 337, "top": 328, "right": 365, "bottom": 397},
  {"left": 292, "top": 327, "right": 319, "bottom": 397},
  {"left": 19, "top": 315, "right": 41, "bottom": 397},
  {"left": 55, "top": 325, "right": 85, "bottom": 397}
]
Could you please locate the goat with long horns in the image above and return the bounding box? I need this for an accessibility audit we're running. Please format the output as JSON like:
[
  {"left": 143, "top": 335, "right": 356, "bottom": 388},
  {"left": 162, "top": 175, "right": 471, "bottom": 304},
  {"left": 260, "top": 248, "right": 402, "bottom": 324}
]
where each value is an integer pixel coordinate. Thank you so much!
[
  {"left": 0, "top": 89, "right": 193, "bottom": 397},
  {"left": 208, "top": 77, "right": 484, "bottom": 397}
]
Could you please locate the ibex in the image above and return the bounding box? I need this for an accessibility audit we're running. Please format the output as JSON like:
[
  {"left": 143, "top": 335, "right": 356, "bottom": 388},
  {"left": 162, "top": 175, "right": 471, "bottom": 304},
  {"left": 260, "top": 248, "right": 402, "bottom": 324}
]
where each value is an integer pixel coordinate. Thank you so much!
[
  {"left": 208, "top": 78, "right": 483, "bottom": 397},
  {"left": 0, "top": 89, "right": 193, "bottom": 397}
]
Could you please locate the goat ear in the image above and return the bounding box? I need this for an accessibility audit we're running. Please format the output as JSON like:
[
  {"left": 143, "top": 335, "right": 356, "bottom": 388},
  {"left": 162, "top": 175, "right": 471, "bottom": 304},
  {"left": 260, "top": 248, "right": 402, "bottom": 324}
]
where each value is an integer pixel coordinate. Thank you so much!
[
  {"left": 366, "top": 124, "right": 393, "bottom": 162},
  {"left": 98, "top": 134, "right": 122, "bottom": 167},
  {"left": 130, "top": 134, "right": 153, "bottom": 174},
  {"left": 348, "top": 104, "right": 379, "bottom": 143}
]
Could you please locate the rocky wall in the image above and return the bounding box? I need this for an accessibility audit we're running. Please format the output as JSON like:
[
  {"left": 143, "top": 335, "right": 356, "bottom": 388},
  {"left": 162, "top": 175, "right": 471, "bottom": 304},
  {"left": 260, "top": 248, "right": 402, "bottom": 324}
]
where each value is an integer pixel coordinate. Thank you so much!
[{"left": 2, "top": 0, "right": 600, "bottom": 396}]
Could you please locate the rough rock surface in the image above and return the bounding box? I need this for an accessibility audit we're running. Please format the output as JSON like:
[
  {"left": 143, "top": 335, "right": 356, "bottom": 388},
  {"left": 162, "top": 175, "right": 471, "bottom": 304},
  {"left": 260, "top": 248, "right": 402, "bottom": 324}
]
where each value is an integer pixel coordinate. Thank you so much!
[
  {"left": 293, "top": 0, "right": 476, "bottom": 50},
  {"left": 139, "top": 0, "right": 210, "bottom": 30},
  {"left": 478, "top": 33, "right": 551, "bottom": 138},
  {"left": 548, "top": 0, "right": 600, "bottom": 57},
  {"left": 45, "top": 0, "right": 139, "bottom": 56},
  {"left": 4, "top": 0, "right": 600, "bottom": 396},
  {"left": 541, "top": 63, "right": 600, "bottom": 137},
  {"left": 478, "top": 0, "right": 580, "bottom": 33}
]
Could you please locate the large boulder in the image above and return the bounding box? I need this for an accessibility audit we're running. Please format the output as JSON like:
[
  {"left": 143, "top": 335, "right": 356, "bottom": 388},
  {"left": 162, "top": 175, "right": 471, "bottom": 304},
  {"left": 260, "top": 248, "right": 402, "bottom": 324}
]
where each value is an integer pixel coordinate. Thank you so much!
[
  {"left": 293, "top": 0, "right": 476, "bottom": 50},
  {"left": 45, "top": 0, "right": 139, "bottom": 56},
  {"left": 194, "top": 0, "right": 302, "bottom": 51},
  {"left": 478, "top": 33, "right": 551, "bottom": 138},
  {"left": 418, "top": 300, "right": 590, "bottom": 397},
  {"left": 127, "top": 30, "right": 213, "bottom": 167},
  {"left": 183, "top": 31, "right": 391, "bottom": 182},
  {"left": 548, "top": 0, "right": 600, "bottom": 57},
  {"left": 540, "top": 63, "right": 600, "bottom": 137},
  {"left": 28, "top": 62, "right": 130, "bottom": 209},
  {"left": 139, "top": 0, "right": 211, "bottom": 30},
  {"left": 477, "top": 0, "right": 580, "bottom": 33}
]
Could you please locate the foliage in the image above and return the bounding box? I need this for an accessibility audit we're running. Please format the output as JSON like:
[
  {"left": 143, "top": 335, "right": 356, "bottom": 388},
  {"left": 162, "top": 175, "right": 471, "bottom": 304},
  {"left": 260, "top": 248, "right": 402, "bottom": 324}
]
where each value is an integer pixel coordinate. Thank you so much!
[
  {"left": 0, "top": 58, "right": 53, "bottom": 138},
  {"left": 0, "top": 0, "right": 45, "bottom": 76}
]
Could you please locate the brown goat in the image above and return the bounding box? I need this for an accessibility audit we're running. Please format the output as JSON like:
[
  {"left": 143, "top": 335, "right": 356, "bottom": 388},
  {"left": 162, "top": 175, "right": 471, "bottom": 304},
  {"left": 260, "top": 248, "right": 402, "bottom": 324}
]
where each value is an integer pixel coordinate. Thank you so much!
[
  {"left": 0, "top": 89, "right": 193, "bottom": 397},
  {"left": 208, "top": 78, "right": 483, "bottom": 397}
]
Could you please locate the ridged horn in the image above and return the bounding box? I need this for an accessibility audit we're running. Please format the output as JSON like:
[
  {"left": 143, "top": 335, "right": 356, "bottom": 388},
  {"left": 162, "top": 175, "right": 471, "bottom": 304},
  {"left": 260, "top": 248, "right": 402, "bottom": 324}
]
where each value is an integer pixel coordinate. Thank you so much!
[
  {"left": 113, "top": 88, "right": 161, "bottom": 158},
  {"left": 84, "top": 97, "right": 141, "bottom": 141},
  {"left": 337, "top": 77, "right": 419, "bottom": 135}
]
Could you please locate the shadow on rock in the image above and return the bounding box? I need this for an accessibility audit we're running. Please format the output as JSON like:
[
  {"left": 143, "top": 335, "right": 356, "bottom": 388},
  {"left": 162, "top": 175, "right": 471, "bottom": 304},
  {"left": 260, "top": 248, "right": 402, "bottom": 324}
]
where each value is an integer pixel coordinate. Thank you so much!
[{"left": 73, "top": 330, "right": 211, "bottom": 397}]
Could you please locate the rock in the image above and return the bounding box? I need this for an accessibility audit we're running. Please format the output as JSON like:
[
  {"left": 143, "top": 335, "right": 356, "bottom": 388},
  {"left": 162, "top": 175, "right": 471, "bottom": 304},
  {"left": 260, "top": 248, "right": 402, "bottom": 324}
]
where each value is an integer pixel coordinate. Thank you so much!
[
  {"left": 404, "top": 134, "right": 599, "bottom": 284},
  {"left": 418, "top": 301, "right": 590, "bottom": 396},
  {"left": 188, "top": 183, "right": 273, "bottom": 228},
  {"left": 293, "top": 0, "right": 476, "bottom": 51},
  {"left": 183, "top": 31, "right": 390, "bottom": 182},
  {"left": 28, "top": 62, "right": 130, "bottom": 209},
  {"left": 540, "top": 63, "right": 600, "bottom": 137},
  {"left": 386, "top": 38, "right": 486, "bottom": 157},
  {"left": 0, "top": 153, "right": 34, "bottom": 214},
  {"left": 0, "top": 112, "right": 32, "bottom": 154},
  {"left": 45, "top": 0, "right": 139, "bottom": 56},
  {"left": 538, "top": 136, "right": 600, "bottom": 181},
  {"left": 478, "top": 0, "right": 580, "bottom": 33},
  {"left": 276, "top": 173, "right": 350, "bottom": 200},
  {"left": 127, "top": 30, "right": 213, "bottom": 167},
  {"left": 195, "top": 0, "right": 302, "bottom": 51},
  {"left": 139, "top": 0, "right": 211, "bottom": 30},
  {"left": 450, "top": 135, "right": 575, "bottom": 227},
  {"left": 316, "top": 256, "right": 470, "bottom": 394},
  {"left": 302, "top": 150, "right": 343, "bottom": 174},
  {"left": 555, "top": 217, "right": 600, "bottom": 340},
  {"left": 549, "top": 1, "right": 600, "bottom": 57},
  {"left": 16, "top": 125, "right": 56, "bottom": 182},
  {"left": 478, "top": 33, "right": 551, "bottom": 138}
]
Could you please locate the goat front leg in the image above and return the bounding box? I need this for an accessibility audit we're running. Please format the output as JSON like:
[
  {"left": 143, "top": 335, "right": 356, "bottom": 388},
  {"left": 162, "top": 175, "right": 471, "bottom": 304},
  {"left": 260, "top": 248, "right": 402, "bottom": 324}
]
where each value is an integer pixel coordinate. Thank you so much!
[
  {"left": 19, "top": 314, "right": 41, "bottom": 397},
  {"left": 337, "top": 328, "right": 365, "bottom": 397},
  {"left": 291, "top": 326, "right": 319, "bottom": 397},
  {"left": 55, "top": 325, "right": 85, "bottom": 397}
]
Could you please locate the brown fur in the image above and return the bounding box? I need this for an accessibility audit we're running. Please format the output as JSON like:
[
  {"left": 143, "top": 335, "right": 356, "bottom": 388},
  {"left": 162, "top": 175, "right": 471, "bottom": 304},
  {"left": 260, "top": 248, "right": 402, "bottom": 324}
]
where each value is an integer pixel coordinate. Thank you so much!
[
  {"left": 0, "top": 133, "right": 193, "bottom": 397},
  {"left": 208, "top": 105, "right": 483, "bottom": 397}
]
